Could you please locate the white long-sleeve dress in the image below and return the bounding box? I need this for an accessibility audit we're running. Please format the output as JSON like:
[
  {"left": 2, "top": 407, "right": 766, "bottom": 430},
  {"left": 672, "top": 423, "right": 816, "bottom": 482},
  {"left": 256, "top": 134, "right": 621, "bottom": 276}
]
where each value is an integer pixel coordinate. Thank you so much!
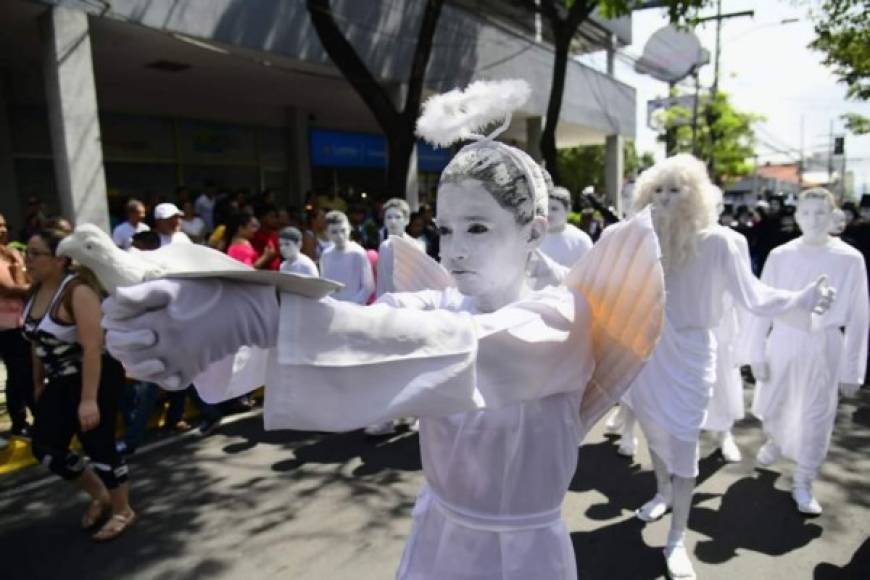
[
  {"left": 624, "top": 227, "right": 816, "bottom": 478},
  {"left": 746, "top": 237, "right": 869, "bottom": 474},
  {"left": 186, "top": 212, "right": 665, "bottom": 580}
]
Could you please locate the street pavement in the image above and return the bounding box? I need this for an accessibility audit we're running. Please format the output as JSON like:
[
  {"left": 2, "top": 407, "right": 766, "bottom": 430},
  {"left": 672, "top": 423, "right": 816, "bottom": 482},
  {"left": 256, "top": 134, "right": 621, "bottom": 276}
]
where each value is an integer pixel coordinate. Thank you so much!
[{"left": 1, "top": 386, "right": 868, "bottom": 580}]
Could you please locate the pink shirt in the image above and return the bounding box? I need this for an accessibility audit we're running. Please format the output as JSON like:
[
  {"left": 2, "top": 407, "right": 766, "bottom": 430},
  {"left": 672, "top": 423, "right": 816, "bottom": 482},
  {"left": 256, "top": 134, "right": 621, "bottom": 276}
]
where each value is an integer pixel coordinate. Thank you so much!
[{"left": 227, "top": 242, "right": 258, "bottom": 267}]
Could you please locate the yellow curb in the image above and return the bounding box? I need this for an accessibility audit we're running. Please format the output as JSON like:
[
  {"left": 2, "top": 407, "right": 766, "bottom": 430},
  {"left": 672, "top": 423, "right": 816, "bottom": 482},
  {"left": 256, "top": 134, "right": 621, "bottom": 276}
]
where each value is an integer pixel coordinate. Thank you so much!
[{"left": 0, "top": 438, "right": 37, "bottom": 475}]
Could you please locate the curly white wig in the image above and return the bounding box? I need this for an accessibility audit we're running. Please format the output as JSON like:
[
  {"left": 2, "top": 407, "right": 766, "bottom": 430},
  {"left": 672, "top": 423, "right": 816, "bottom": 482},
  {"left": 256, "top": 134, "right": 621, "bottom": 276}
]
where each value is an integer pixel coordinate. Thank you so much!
[{"left": 633, "top": 154, "right": 715, "bottom": 270}]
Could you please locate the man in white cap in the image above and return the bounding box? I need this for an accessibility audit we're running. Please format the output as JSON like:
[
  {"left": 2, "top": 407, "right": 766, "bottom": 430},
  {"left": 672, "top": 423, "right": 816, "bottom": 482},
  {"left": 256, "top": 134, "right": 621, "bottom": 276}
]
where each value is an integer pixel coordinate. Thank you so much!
[{"left": 153, "top": 203, "right": 192, "bottom": 247}]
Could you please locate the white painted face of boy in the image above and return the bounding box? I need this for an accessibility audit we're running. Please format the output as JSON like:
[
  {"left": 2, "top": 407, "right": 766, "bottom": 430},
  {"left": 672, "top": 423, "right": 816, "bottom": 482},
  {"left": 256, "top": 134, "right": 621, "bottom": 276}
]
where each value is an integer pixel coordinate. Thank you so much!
[
  {"left": 796, "top": 197, "right": 833, "bottom": 245},
  {"left": 436, "top": 180, "right": 546, "bottom": 312},
  {"left": 547, "top": 199, "right": 568, "bottom": 233},
  {"left": 384, "top": 207, "right": 409, "bottom": 237},
  {"left": 279, "top": 239, "right": 300, "bottom": 261},
  {"left": 327, "top": 222, "right": 350, "bottom": 250}
]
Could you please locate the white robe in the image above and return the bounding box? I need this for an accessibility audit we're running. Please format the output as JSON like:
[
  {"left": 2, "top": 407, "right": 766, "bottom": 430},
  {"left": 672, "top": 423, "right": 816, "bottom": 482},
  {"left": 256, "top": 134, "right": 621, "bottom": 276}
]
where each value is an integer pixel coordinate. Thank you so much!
[
  {"left": 624, "top": 227, "right": 816, "bottom": 478},
  {"left": 539, "top": 224, "right": 593, "bottom": 268},
  {"left": 280, "top": 254, "right": 319, "bottom": 278},
  {"left": 703, "top": 227, "right": 751, "bottom": 432},
  {"left": 320, "top": 241, "right": 374, "bottom": 304},
  {"left": 747, "top": 237, "right": 869, "bottom": 473},
  {"left": 187, "top": 211, "right": 665, "bottom": 580}
]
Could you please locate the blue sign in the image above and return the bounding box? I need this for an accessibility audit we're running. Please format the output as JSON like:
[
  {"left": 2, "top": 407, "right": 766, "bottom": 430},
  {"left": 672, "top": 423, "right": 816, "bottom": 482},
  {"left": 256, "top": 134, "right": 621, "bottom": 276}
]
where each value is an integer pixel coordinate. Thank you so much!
[{"left": 310, "top": 128, "right": 450, "bottom": 172}]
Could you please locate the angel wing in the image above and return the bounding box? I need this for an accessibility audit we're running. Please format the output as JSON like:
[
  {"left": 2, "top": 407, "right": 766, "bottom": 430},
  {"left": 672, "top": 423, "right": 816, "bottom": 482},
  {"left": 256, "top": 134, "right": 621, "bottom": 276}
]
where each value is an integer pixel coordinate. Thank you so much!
[
  {"left": 565, "top": 208, "right": 665, "bottom": 432},
  {"left": 391, "top": 235, "right": 455, "bottom": 293}
]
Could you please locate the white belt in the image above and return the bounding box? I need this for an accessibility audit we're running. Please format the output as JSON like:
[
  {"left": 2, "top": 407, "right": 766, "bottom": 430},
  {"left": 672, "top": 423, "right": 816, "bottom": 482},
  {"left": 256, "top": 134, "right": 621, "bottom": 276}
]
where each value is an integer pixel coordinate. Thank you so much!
[{"left": 421, "top": 487, "right": 563, "bottom": 533}]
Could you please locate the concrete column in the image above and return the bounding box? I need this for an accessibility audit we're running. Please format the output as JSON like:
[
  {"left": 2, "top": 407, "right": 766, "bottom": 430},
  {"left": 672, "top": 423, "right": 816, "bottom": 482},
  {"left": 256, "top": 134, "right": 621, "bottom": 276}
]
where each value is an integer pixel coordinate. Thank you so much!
[
  {"left": 40, "top": 6, "right": 109, "bottom": 232},
  {"left": 285, "top": 106, "right": 311, "bottom": 208},
  {"left": 605, "top": 134, "right": 624, "bottom": 217},
  {"left": 526, "top": 116, "right": 542, "bottom": 163},
  {"left": 0, "top": 73, "right": 22, "bottom": 228}
]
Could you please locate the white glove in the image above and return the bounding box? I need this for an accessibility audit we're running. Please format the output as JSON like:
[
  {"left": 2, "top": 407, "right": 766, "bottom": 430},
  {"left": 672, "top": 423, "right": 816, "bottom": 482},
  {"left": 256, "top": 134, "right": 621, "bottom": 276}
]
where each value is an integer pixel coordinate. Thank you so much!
[
  {"left": 102, "top": 278, "right": 279, "bottom": 390},
  {"left": 751, "top": 362, "right": 770, "bottom": 383},
  {"left": 797, "top": 275, "right": 836, "bottom": 315},
  {"left": 839, "top": 382, "right": 862, "bottom": 398}
]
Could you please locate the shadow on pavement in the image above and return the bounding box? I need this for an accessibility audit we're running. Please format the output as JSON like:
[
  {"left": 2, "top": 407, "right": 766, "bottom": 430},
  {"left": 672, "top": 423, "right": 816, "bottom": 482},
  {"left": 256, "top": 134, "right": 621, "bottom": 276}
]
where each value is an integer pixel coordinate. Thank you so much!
[
  {"left": 691, "top": 469, "right": 823, "bottom": 564},
  {"left": 814, "top": 536, "right": 870, "bottom": 579}
]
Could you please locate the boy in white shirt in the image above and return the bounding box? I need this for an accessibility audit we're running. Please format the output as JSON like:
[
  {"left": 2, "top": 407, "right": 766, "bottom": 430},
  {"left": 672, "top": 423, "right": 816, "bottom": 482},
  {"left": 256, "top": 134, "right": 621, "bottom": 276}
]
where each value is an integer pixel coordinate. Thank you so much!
[
  {"left": 279, "top": 227, "right": 318, "bottom": 277},
  {"left": 112, "top": 199, "right": 150, "bottom": 249},
  {"left": 319, "top": 211, "right": 374, "bottom": 304}
]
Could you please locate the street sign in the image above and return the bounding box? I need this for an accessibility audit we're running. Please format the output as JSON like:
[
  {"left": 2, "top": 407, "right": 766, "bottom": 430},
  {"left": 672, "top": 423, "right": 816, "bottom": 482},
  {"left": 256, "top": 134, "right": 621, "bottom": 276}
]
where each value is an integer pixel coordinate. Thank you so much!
[{"left": 647, "top": 95, "right": 697, "bottom": 131}]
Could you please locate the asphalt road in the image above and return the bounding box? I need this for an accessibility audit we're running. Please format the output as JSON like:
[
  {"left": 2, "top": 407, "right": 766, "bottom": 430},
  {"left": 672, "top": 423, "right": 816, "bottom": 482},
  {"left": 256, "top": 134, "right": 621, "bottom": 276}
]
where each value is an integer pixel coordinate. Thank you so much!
[{"left": 1, "top": 386, "right": 868, "bottom": 580}]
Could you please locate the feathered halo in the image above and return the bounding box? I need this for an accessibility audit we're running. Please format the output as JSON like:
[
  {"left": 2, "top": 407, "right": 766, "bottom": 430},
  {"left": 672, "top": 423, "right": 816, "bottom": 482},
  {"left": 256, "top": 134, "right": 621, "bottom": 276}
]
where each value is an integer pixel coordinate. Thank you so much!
[{"left": 416, "top": 79, "right": 531, "bottom": 147}]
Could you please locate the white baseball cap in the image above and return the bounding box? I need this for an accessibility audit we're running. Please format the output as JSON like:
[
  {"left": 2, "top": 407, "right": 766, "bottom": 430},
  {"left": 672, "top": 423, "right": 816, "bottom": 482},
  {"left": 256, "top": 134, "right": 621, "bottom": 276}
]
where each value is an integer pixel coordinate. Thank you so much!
[{"left": 154, "top": 202, "right": 183, "bottom": 220}]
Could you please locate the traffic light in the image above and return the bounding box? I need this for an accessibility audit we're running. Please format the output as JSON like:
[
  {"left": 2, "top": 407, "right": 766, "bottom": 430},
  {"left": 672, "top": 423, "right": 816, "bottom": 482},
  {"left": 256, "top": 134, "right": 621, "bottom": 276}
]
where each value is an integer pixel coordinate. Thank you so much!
[{"left": 834, "top": 136, "right": 845, "bottom": 155}]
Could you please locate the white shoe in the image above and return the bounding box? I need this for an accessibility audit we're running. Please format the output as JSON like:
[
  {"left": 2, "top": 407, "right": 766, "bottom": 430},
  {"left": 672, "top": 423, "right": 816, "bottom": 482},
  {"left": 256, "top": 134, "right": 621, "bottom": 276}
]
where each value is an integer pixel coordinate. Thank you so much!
[
  {"left": 636, "top": 493, "right": 672, "bottom": 522},
  {"left": 617, "top": 437, "right": 637, "bottom": 457},
  {"left": 407, "top": 419, "right": 420, "bottom": 432},
  {"left": 664, "top": 541, "right": 697, "bottom": 579},
  {"left": 756, "top": 440, "right": 780, "bottom": 467},
  {"left": 364, "top": 421, "right": 396, "bottom": 437},
  {"left": 719, "top": 432, "right": 742, "bottom": 463},
  {"left": 604, "top": 408, "right": 625, "bottom": 433},
  {"left": 792, "top": 485, "right": 823, "bottom": 515}
]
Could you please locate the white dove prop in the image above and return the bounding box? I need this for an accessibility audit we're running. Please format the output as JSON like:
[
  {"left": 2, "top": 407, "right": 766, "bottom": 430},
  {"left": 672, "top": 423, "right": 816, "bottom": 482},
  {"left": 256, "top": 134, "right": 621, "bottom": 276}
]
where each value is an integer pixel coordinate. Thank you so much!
[{"left": 57, "top": 224, "right": 341, "bottom": 298}]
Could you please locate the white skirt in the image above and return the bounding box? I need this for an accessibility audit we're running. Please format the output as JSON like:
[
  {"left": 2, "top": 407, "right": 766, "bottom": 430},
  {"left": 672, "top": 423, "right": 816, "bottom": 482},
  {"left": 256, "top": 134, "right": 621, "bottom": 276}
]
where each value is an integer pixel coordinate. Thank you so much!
[{"left": 624, "top": 320, "right": 716, "bottom": 478}]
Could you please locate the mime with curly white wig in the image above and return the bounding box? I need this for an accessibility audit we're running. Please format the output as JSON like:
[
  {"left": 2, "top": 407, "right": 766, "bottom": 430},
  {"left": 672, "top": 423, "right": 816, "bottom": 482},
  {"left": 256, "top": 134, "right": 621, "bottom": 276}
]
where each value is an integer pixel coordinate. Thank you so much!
[{"left": 622, "top": 154, "right": 835, "bottom": 580}]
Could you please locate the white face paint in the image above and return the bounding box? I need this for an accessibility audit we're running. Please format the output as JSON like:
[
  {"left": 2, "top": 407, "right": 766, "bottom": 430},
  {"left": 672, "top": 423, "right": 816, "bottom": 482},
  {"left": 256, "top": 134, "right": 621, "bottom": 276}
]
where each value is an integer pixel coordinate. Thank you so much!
[
  {"left": 436, "top": 181, "right": 544, "bottom": 312},
  {"left": 279, "top": 238, "right": 300, "bottom": 261},
  {"left": 547, "top": 199, "right": 568, "bottom": 233},
  {"left": 829, "top": 209, "right": 846, "bottom": 235},
  {"left": 384, "top": 207, "right": 409, "bottom": 237},
  {"left": 327, "top": 222, "right": 350, "bottom": 249},
  {"left": 652, "top": 178, "right": 688, "bottom": 212},
  {"left": 796, "top": 198, "right": 833, "bottom": 245}
]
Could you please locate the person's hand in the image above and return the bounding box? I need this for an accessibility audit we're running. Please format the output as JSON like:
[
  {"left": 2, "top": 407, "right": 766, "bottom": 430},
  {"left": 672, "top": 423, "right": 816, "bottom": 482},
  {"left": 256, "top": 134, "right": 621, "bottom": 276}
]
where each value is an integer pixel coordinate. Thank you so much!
[
  {"left": 102, "top": 278, "right": 280, "bottom": 390},
  {"left": 751, "top": 362, "right": 770, "bottom": 382},
  {"left": 798, "top": 275, "right": 836, "bottom": 315},
  {"left": 839, "top": 382, "right": 862, "bottom": 398},
  {"left": 78, "top": 399, "right": 100, "bottom": 431},
  {"left": 262, "top": 244, "right": 278, "bottom": 261}
]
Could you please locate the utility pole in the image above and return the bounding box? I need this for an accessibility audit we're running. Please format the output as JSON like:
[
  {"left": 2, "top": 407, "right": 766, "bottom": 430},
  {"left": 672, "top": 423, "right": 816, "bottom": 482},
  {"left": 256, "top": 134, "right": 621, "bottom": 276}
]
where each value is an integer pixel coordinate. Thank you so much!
[
  {"left": 828, "top": 119, "right": 834, "bottom": 186},
  {"left": 798, "top": 115, "right": 804, "bottom": 190},
  {"left": 695, "top": 3, "right": 754, "bottom": 180}
]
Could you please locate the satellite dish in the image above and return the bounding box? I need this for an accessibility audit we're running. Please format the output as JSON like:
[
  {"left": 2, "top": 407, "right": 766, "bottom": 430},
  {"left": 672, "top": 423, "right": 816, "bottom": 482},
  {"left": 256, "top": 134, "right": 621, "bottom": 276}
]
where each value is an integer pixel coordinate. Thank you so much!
[{"left": 635, "top": 25, "right": 710, "bottom": 83}]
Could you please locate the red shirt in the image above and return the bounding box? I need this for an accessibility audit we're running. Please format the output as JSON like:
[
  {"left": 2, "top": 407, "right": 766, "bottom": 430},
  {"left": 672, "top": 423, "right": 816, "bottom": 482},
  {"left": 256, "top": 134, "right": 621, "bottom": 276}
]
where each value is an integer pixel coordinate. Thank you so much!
[{"left": 252, "top": 229, "right": 280, "bottom": 270}]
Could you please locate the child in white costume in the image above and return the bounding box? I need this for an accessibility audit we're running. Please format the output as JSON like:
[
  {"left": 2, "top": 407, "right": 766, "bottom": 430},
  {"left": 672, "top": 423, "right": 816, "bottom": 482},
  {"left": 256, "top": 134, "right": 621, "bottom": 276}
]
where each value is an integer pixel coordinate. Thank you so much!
[
  {"left": 748, "top": 187, "right": 868, "bottom": 515},
  {"left": 702, "top": 185, "right": 752, "bottom": 463},
  {"left": 539, "top": 185, "right": 593, "bottom": 267},
  {"left": 622, "top": 154, "right": 835, "bottom": 580},
  {"left": 319, "top": 211, "right": 374, "bottom": 304},
  {"left": 101, "top": 80, "right": 666, "bottom": 580},
  {"left": 278, "top": 227, "right": 319, "bottom": 277}
]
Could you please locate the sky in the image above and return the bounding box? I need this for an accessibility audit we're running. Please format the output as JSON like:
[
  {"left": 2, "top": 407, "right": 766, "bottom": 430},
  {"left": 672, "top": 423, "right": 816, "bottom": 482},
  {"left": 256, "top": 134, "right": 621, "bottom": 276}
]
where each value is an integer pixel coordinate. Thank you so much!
[{"left": 577, "top": 1, "right": 870, "bottom": 197}]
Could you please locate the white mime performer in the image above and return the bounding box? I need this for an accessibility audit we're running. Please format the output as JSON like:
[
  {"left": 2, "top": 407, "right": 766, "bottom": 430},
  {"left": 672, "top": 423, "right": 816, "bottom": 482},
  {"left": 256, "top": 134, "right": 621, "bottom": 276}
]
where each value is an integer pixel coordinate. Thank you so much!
[
  {"left": 539, "top": 186, "right": 593, "bottom": 267},
  {"left": 319, "top": 211, "right": 374, "bottom": 305},
  {"left": 278, "top": 226, "right": 319, "bottom": 277},
  {"left": 703, "top": 185, "right": 751, "bottom": 463},
  {"left": 748, "top": 187, "right": 868, "bottom": 515},
  {"left": 367, "top": 197, "right": 416, "bottom": 436},
  {"left": 100, "top": 79, "right": 666, "bottom": 580},
  {"left": 622, "top": 154, "right": 835, "bottom": 580}
]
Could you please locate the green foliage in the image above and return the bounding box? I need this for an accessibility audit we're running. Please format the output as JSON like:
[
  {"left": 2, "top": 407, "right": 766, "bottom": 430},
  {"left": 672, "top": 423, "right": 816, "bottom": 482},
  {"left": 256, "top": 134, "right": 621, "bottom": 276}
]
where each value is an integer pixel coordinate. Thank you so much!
[
  {"left": 556, "top": 140, "right": 654, "bottom": 193},
  {"left": 808, "top": 0, "right": 869, "bottom": 100},
  {"left": 842, "top": 112, "right": 870, "bottom": 135},
  {"left": 597, "top": 1, "right": 709, "bottom": 23},
  {"left": 657, "top": 91, "right": 763, "bottom": 182}
]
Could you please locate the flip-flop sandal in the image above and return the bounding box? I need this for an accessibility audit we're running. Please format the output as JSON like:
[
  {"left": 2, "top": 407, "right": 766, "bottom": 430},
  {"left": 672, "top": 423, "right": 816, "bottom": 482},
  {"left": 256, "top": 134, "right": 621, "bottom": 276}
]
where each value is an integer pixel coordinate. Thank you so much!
[
  {"left": 81, "top": 499, "right": 108, "bottom": 529},
  {"left": 93, "top": 511, "right": 137, "bottom": 542}
]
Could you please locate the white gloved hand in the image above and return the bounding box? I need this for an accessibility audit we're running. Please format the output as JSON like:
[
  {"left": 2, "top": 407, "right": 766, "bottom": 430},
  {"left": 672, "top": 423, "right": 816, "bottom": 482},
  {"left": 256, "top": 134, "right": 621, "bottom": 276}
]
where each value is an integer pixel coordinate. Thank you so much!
[
  {"left": 797, "top": 275, "right": 836, "bottom": 315},
  {"left": 839, "top": 382, "right": 862, "bottom": 398},
  {"left": 102, "top": 278, "right": 279, "bottom": 390},
  {"left": 751, "top": 362, "right": 770, "bottom": 383}
]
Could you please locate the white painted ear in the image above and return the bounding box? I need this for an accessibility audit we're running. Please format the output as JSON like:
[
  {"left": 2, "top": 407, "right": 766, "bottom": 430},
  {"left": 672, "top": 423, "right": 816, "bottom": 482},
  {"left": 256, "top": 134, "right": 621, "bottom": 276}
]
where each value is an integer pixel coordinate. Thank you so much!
[
  {"left": 564, "top": 207, "right": 665, "bottom": 434},
  {"left": 391, "top": 235, "right": 455, "bottom": 292}
]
